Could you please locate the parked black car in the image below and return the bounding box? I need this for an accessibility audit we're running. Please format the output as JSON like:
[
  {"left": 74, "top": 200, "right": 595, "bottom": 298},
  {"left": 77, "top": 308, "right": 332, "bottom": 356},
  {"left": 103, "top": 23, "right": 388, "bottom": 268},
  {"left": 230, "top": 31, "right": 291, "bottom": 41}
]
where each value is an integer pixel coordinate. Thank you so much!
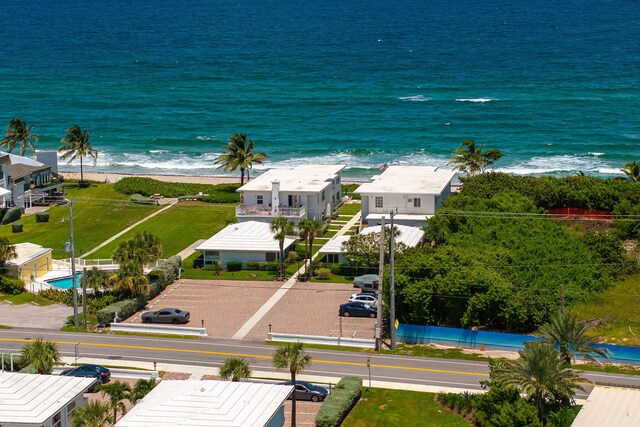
[
  {"left": 283, "top": 381, "right": 329, "bottom": 402},
  {"left": 61, "top": 364, "right": 111, "bottom": 384},
  {"left": 339, "top": 301, "right": 377, "bottom": 318},
  {"left": 141, "top": 308, "right": 190, "bottom": 324}
]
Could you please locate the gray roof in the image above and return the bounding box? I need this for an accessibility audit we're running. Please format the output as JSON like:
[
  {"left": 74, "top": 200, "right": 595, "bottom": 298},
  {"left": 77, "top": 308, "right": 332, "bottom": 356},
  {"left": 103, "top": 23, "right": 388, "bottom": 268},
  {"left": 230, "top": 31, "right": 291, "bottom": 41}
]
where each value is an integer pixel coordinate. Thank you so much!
[{"left": 238, "top": 164, "right": 345, "bottom": 193}]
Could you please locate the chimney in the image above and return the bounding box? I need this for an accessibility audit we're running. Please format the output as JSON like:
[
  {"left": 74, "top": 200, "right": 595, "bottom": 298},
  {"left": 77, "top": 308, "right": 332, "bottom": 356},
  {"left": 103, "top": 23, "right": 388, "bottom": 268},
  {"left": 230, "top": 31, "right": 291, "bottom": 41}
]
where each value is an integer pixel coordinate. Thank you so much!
[{"left": 271, "top": 180, "right": 280, "bottom": 213}]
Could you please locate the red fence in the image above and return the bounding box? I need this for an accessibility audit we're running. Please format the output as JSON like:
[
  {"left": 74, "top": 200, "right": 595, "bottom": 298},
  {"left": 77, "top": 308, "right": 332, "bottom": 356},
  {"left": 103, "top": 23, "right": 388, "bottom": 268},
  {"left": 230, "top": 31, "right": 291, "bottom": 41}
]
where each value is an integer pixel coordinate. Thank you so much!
[{"left": 548, "top": 207, "right": 613, "bottom": 220}]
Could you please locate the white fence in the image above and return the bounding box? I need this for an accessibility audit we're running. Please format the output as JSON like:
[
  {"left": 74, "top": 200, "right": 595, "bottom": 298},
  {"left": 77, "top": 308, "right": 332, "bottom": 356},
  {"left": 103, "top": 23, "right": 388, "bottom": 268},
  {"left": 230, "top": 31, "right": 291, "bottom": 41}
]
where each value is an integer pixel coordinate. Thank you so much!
[
  {"left": 109, "top": 323, "right": 208, "bottom": 337},
  {"left": 268, "top": 332, "right": 375, "bottom": 349}
]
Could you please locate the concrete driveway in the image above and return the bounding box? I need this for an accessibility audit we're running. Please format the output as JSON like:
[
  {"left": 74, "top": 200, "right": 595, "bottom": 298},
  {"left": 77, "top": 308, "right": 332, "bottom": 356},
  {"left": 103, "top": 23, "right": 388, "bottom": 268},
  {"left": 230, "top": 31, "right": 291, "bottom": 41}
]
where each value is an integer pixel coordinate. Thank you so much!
[{"left": 0, "top": 302, "right": 72, "bottom": 329}]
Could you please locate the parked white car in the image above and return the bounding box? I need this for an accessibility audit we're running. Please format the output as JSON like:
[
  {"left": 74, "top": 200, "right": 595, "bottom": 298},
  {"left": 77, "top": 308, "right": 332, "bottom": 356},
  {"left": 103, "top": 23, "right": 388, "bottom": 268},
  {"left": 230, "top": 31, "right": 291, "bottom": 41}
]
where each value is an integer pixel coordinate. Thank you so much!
[{"left": 349, "top": 293, "right": 378, "bottom": 303}]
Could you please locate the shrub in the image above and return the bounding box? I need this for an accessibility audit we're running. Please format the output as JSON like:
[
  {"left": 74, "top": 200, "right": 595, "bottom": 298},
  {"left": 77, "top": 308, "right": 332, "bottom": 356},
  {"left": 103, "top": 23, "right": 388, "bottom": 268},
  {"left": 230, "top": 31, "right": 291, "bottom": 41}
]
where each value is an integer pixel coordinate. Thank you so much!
[
  {"left": 11, "top": 222, "right": 23, "bottom": 233},
  {"left": 314, "top": 267, "right": 331, "bottom": 280},
  {"left": 35, "top": 212, "right": 50, "bottom": 223},
  {"left": 203, "top": 261, "right": 224, "bottom": 275},
  {"left": 192, "top": 254, "right": 204, "bottom": 269},
  {"left": 114, "top": 177, "right": 240, "bottom": 203},
  {"left": 226, "top": 260, "right": 243, "bottom": 271},
  {"left": 246, "top": 261, "right": 261, "bottom": 270},
  {"left": 2, "top": 207, "right": 21, "bottom": 225},
  {"left": 0, "top": 276, "right": 24, "bottom": 295},
  {"left": 286, "top": 251, "right": 300, "bottom": 264},
  {"left": 0, "top": 208, "right": 6, "bottom": 224},
  {"left": 148, "top": 256, "right": 181, "bottom": 298},
  {"left": 97, "top": 298, "right": 140, "bottom": 325},
  {"left": 315, "top": 376, "right": 362, "bottom": 427},
  {"left": 130, "top": 194, "right": 156, "bottom": 204}
]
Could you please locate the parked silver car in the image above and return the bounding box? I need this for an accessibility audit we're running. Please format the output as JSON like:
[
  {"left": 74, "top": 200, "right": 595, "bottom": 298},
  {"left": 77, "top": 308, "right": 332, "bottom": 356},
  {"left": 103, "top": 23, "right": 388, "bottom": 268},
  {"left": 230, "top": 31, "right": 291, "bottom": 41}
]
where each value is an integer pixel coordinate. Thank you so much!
[{"left": 141, "top": 308, "right": 190, "bottom": 324}]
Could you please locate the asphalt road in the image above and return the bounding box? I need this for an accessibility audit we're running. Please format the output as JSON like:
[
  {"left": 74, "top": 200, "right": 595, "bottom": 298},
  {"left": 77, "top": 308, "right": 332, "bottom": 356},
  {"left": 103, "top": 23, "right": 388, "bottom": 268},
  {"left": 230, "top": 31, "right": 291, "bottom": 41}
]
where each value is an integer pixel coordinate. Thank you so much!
[{"left": 2, "top": 328, "right": 639, "bottom": 399}]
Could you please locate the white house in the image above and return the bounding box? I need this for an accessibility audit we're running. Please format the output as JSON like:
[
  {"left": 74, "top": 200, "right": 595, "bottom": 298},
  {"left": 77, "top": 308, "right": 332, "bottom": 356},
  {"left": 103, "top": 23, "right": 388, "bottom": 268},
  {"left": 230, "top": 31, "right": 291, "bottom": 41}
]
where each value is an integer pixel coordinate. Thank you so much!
[
  {"left": 5, "top": 242, "right": 54, "bottom": 282},
  {"left": 0, "top": 372, "right": 96, "bottom": 427},
  {"left": 318, "top": 224, "right": 425, "bottom": 264},
  {"left": 196, "top": 221, "right": 296, "bottom": 267},
  {"left": 115, "top": 380, "right": 294, "bottom": 427},
  {"left": 0, "top": 151, "right": 62, "bottom": 208},
  {"left": 235, "top": 164, "right": 345, "bottom": 224},
  {"left": 355, "top": 166, "right": 456, "bottom": 227}
]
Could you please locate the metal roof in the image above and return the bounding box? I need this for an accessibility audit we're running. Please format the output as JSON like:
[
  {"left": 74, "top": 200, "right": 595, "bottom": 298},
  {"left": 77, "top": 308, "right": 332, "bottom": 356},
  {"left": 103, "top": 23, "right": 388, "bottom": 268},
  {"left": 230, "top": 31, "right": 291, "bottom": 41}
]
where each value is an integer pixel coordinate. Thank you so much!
[
  {"left": 571, "top": 386, "right": 640, "bottom": 427},
  {"left": 115, "top": 380, "right": 294, "bottom": 427},
  {"left": 355, "top": 166, "right": 456, "bottom": 195},
  {"left": 237, "top": 164, "right": 345, "bottom": 193},
  {"left": 196, "top": 221, "right": 295, "bottom": 252},
  {"left": 7, "top": 242, "right": 53, "bottom": 267},
  {"left": 0, "top": 372, "right": 96, "bottom": 424},
  {"left": 319, "top": 224, "right": 424, "bottom": 254}
]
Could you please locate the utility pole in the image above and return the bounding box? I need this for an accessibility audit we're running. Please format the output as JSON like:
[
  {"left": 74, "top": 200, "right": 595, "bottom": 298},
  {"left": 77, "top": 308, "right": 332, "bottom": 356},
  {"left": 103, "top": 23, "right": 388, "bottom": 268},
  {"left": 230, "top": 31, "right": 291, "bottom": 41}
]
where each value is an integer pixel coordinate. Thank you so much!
[
  {"left": 375, "top": 216, "right": 385, "bottom": 351},
  {"left": 389, "top": 210, "right": 397, "bottom": 350},
  {"left": 68, "top": 197, "right": 78, "bottom": 328},
  {"left": 82, "top": 267, "right": 87, "bottom": 330}
]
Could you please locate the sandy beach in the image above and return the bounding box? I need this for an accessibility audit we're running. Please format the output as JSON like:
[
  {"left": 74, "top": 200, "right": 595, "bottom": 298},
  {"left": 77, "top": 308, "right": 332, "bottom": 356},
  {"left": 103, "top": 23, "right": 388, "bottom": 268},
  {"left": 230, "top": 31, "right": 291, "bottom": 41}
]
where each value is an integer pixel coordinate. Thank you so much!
[{"left": 59, "top": 171, "right": 241, "bottom": 185}]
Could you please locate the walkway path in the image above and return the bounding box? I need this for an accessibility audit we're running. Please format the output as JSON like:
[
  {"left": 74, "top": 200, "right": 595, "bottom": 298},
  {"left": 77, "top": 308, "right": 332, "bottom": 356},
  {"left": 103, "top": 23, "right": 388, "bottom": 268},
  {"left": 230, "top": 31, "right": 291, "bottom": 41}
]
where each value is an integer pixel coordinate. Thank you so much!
[
  {"left": 80, "top": 203, "right": 176, "bottom": 258},
  {"left": 176, "top": 239, "right": 207, "bottom": 261},
  {"left": 231, "top": 211, "right": 361, "bottom": 340}
]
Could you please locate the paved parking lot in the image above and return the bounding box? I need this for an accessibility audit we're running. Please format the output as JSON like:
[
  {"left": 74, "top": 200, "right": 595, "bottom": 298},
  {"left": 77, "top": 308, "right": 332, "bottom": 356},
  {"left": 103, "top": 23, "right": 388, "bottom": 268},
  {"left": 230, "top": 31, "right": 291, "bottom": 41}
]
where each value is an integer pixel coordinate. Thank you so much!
[
  {"left": 0, "top": 302, "right": 72, "bottom": 329},
  {"left": 130, "top": 279, "right": 283, "bottom": 338},
  {"left": 131, "top": 279, "right": 375, "bottom": 341}
]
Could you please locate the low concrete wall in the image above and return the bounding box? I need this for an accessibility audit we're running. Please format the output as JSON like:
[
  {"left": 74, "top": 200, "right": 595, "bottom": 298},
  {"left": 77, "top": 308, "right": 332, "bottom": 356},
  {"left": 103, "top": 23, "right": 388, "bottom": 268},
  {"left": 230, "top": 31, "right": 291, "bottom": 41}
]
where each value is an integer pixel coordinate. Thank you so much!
[
  {"left": 269, "top": 332, "right": 375, "bottom": 349},
  {"left": 109, "top": 323, "right": 208, "bottom": 337}
]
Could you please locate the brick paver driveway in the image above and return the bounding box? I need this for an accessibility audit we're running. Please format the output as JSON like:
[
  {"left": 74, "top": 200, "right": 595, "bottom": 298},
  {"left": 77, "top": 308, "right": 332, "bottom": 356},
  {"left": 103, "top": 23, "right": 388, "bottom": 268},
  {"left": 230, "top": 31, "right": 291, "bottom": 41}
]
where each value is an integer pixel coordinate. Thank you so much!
[
  {"left": 131, "top": 279, "right": 283, "bottom": 339},
  {"left": 245, "top": 281, "right": 376, "bottom": 340}
]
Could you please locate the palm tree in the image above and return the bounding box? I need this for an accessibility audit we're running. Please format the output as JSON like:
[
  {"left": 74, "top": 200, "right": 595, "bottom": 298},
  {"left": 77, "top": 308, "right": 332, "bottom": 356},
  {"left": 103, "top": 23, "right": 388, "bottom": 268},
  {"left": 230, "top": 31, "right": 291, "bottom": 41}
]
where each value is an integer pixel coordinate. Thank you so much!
[
  {"left": 492, "top": 342, "right": 585, "bottom": 421},
  {"left": 448, "top": 139, "right": 503, "bottom": 176},
  {"left": 1, "top": 117, "right": 38, "bottom": 155},
  {"left": 21, "top": 337, "right": 61, "bottom": 374},
  {"left": 98, "top": 380, "right": 132, "bottom": 424},
  {"left": 270, "top": 217, "right": 294, "bottom": 278},
  {"left": 219, "top": 357, "right": 252, "bottom": 382},
  {"left": 127, "top": 378, "right": 157, "bottom": 405},
  {"left": 621, "top": 161, "right": 640, "bottom": 182},
  {"left": 59, "top": 125, "right": 98, "bottom": 183},
  {"left": 297, "top": 218, "right": 324, "bottom": 276},
  {"left": 0, "top": 236, "right": 17, "bottom": 268},
  {"left": 214, "top": 133, "right": 267, "bottom": 185},
  {"left": 108, "top": 262, "right": 150, "bottom": 296},
  {"left": 539, "top": 310, "right": 610, "bottom": 365},
  {"left": 272, "top": 342, "right": 312, "bottom": 427},
  {"left": 82, "top": 267, "right": 109, "bottom": 292},
  {"left": 112, "top": 231, "right": 162, "bottom": 271},
  {"left": 72, "top": 400, "right": 111, "bottom": 427}
]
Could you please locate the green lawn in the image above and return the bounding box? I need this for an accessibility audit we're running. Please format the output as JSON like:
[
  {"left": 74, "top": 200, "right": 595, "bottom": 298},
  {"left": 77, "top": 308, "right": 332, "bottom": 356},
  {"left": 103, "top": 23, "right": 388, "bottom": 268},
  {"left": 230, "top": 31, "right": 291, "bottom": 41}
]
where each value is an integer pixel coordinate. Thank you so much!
[
  {"left": 0, "top": 182, "right": 160, "bottom": 258},
  {"left": 343, "top": 388, "right": 470, "bottom": 427},
  {"left": 338, "top": 203, "right": 362, "bottom": 215},
  {"left": 87, "top": 202, "right": 236, "bottom": 259},
  {"left": 1, "top": 292, "right": 55, "bottom": 306},
  {"left": 182, "top": 253, "right": 279, "bottom": 281},
  {"left": 572, "top": 273, "right": 640, "bottom": 346}
]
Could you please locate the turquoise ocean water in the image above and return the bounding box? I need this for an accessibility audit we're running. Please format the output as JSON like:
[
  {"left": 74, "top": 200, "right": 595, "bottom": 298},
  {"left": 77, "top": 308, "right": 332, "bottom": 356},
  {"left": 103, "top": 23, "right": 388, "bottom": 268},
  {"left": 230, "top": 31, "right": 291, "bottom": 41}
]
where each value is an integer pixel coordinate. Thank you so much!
[{"left": 0, "top": 0, "right": 638, "bottom": 179}]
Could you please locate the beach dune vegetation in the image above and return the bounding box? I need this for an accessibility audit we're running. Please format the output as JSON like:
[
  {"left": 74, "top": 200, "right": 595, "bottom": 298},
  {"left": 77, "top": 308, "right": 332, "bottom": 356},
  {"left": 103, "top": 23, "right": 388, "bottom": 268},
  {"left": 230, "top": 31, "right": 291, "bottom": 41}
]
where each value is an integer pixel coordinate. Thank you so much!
[
  {"left": 113, "top": 177, "right": 240, "bottom": 202},
  {"left": 214, "top": 133, "right": 267, "bottom": 185}
]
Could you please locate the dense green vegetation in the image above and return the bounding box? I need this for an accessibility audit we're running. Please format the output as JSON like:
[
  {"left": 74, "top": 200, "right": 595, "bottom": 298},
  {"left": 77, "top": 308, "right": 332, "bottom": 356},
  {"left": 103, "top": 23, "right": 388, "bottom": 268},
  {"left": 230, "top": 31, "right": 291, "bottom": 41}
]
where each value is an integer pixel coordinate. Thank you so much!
[
  {"left": 393, "top": 173, "right": 638, "bottom": 332},
  {"left": 0, "top": 182, "right": 159, "bottom": 258},
  {"left": 113, "top": 177, "right": 240, "bottom": 202},
  {"left": 316, "top": 377, "right": 363, "bottom": 427},
  {"left": 343, "top": 389, "right": 469, "bottom": 427}
]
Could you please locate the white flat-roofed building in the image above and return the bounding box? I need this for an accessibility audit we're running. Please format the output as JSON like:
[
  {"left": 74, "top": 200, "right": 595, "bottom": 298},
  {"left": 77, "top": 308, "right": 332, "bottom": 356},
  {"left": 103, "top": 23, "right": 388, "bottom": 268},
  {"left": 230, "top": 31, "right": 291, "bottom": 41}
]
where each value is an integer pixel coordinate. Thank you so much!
[
  {"left": 318, "top": 224, "right": 425, "bottom": 264},
  {"left": 115, "top": 380, "right": 294, "bottom": 427},
  {"left": 0, "top": 372, "right": 96, "bottom": 427},
  {"left": 571, "top": 386, "right": 640, "bottom": 427},
  {"left": 356, "top": 166, "right": 456, "bottom": 227},
  {"left": 195, "top": 221, "right": 296, "bottom": 267},
  {"left": 236, "top": 164, "right": 345, "bottom": 224}
]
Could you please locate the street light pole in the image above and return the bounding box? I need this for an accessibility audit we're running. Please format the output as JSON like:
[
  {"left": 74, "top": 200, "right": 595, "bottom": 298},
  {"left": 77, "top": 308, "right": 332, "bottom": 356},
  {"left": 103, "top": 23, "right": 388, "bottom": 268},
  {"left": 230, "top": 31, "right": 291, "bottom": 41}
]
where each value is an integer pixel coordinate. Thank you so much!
[
  {"left": 68, "top": 197, "right": 78, "bottom": 328},
  {"left": 375, "top": 216, "right": 385, "bottom": 351},
  {"left": 389, "top": 210, "right": 397, "bottom": 350}
]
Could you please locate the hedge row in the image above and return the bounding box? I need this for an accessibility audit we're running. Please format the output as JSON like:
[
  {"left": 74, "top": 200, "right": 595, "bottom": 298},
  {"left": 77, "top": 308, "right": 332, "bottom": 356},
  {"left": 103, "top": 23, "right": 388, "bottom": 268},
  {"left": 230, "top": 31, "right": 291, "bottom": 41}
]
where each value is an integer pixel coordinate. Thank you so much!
[
  {"left": 114, "top": 177, "right": 240, "bottom": 202},
  {"left": 35, "top": 212, "right": 49, "bottom": 223},
  {"left": 96, "top": 295, "right": 146, "bottom": 325},
  {"left": 148, "top": 256, "right": 181, "bottom": 299},
  {"left": 315, "top": 376, "right": 362, "bottom": 427}
]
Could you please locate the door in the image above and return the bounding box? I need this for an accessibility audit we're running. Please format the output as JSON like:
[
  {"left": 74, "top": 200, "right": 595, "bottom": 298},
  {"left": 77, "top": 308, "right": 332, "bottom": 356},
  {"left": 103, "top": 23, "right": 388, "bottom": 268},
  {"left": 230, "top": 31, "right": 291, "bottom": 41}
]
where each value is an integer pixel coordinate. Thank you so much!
[
  {"left": 157, "top": 311, "right": 171, "bottom": 323},
  {"left": 288, "top": 195, "right": 294, "bottom": 207}
]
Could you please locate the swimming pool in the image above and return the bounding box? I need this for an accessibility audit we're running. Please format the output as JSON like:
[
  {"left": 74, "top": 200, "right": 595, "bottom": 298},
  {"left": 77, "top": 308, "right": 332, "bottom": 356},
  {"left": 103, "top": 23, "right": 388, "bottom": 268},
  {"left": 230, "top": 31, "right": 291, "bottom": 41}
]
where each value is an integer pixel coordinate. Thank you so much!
[{"left": 46, "top": 273, "right": 83, "bottom": 290}]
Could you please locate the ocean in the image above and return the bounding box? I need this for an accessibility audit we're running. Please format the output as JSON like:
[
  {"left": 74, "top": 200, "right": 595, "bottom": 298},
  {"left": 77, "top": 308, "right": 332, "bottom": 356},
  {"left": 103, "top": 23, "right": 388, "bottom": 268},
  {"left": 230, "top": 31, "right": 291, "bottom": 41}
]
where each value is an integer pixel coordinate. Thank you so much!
[{"left": 0, "top": 0, "right": 639, "bottom": 179}]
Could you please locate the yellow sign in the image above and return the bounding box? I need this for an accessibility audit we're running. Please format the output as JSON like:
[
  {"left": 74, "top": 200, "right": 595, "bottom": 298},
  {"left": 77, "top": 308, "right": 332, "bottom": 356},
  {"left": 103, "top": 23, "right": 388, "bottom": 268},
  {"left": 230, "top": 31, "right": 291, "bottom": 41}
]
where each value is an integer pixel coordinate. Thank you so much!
[{"left": 394, "top": 319, "right": 399, "bottom": 329}]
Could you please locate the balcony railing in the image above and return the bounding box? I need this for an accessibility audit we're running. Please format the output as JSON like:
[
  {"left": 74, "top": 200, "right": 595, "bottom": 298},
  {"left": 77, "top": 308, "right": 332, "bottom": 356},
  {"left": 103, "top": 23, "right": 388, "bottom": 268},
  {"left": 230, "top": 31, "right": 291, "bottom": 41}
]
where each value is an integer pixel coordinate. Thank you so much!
[{"left": 235, "top": 204, "right": 306, "bottom": 218}]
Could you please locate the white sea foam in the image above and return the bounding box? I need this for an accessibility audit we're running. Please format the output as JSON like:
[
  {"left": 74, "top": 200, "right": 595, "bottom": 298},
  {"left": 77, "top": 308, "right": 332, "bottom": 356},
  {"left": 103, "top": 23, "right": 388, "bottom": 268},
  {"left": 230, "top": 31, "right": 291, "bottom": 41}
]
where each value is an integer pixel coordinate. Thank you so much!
[
  {"left": 398, "top": 95, "right": 431, "bottom": 102},
  {"left": 496, "top": 154, "right": 623, "bottom": 176},
  {"left": 587, "top": 152, "right": 604, "bottom": 156},
  {"left": 455, "top": 98, "right": 496, "bottom": 103},
  {"left": 148, "top": 149, "right": 168, "bottom": 154},
  {"left": 196, "top": 135, "right": 216, "bottom": 141}
]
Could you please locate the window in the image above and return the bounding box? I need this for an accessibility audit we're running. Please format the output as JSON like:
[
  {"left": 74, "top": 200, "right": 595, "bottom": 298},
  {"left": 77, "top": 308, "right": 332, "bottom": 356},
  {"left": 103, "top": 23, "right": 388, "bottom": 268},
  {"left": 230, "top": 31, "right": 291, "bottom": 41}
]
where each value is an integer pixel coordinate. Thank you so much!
[
  {"left": 327, "top": 253, "right": 339, "bottom": 263},
  {"left": 414, "top": 198, "right": 421, "bottom": 208},
  {"left": 67, "top": 401, "right": 76, "bottom": 417},
  {"left": 256, "top": 195, "right": 263, "bottom": 205},
  {"left": 52, "top": 412, "right": 62, "bottom": 427},
  {"left": 375, "top": 196, "right": 383, "bottom": 208},
  {"left": 266, "top": 252, "right": 276, "bottom": 262},
  {"left": 321, "top": 190, "right": 325, "bottom": 201}
]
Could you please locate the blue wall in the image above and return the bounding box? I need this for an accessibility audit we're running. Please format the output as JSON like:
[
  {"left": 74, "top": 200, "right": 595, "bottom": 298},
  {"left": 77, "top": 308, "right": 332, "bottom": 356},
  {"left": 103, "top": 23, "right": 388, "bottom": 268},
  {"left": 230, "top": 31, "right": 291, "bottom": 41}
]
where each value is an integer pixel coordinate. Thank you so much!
[{"left": 397, "top": 324, "right": 640, "bottom": 365}]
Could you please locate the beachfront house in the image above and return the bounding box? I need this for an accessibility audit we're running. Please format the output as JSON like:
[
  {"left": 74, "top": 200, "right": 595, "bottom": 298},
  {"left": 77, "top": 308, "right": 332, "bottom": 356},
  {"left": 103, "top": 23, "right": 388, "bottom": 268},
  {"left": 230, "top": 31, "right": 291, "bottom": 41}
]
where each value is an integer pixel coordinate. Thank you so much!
[
  {"left": 5, "top": 242, "right": 53, "bottom": 283},
  {"left": 355, "top": 166, "right": 456, "bottom": 227},
  {"left": 318, "top": 224, "right": 425, "bottom": 264},
  {"left": 195, "top": 221, "right": 295, "bottom": 267},
  {"left": 235, "top": 164, "right": 345, "bottom": 224},
  {"left": 0, "top": 151, "right": 62, "bottom": 208},
  {"left": 115, "top": 381, "right": 293, "bottom": 427},
  {"left": 0, "top": 372, "right": 96, "bottom": 427}
]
